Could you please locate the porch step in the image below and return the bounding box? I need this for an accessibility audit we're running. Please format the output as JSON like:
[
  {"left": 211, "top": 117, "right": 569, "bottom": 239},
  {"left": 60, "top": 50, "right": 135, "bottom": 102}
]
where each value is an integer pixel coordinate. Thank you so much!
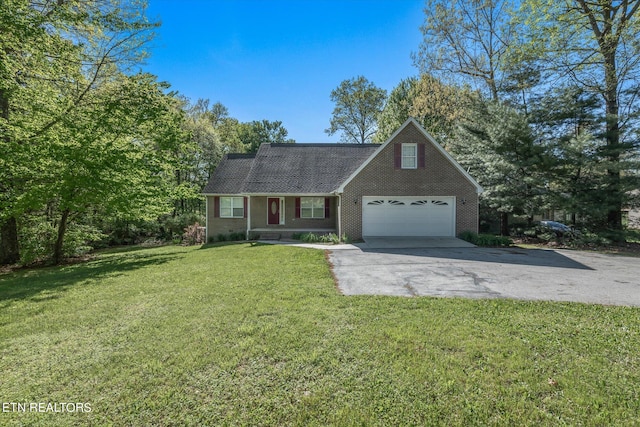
[{"left": 259, "top": 233, "right": 281, "bottom": 240}]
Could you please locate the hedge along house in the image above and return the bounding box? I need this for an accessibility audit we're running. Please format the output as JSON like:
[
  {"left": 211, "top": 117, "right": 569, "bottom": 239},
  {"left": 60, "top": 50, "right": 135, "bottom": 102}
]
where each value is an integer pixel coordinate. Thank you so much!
[{"left": 202, "top": 118, "right": 483, "bottom": 242}]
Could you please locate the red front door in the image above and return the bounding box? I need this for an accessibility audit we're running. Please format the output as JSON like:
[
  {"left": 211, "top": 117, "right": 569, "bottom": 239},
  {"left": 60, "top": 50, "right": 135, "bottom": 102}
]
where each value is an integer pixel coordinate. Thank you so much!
[{"left": 267, "top": 198, "right": 280, "bottom": 225}]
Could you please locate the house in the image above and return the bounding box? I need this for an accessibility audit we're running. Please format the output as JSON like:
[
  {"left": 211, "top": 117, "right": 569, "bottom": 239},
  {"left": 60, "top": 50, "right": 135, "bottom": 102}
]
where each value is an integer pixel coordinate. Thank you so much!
[{"left": 202, "top": 118, "right": 483, "bottom": 241}]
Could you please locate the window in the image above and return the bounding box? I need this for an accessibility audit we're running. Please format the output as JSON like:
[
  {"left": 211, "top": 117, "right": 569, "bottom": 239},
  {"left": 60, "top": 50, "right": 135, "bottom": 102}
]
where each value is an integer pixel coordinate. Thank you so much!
[
  {"left": 401, "top": 143, "right": 417, "bottom": 169},
  {"left": 220, "top": 197, "right": 244, "bottom": 218},
  {"left": 300, "top": 197, "right": 325, "bottom": 219}
]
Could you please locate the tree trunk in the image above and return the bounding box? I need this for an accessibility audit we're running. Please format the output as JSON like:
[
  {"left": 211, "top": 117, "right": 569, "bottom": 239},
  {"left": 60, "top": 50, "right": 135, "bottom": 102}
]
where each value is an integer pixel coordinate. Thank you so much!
[
  {"left": 500, "top": 212, "right": 509, "bottom": 236},
  {"left": 0, "top": 217, "right": 20, "bottom": 265},
  {"left": 53, "top": 209, "right": 70, "bottom": 265},
  {"left": 0, "top": 89, "right": 20, "bottom": 265},
  {"left": 603, "top": 48, "right": 623, "bottom": 232}
]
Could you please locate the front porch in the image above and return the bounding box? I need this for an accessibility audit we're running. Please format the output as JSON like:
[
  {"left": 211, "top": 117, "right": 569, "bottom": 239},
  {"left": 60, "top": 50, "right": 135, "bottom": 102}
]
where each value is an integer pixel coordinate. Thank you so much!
[
  {"left": 204, "top": 194, "right": 340, "bottom": 242},
  {"left": 247, "top": 196, "right": 338, "bottom": 239}
]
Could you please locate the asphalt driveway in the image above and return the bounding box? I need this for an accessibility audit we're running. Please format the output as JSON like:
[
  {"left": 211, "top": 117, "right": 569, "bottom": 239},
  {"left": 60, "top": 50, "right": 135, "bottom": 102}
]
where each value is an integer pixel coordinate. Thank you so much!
[{"left": 328, "top": 246, "right": 640, "bottom": 306}]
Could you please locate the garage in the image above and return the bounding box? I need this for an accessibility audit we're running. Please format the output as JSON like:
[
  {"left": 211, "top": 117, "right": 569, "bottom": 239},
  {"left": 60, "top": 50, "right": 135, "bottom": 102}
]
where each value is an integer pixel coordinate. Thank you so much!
[{"left": 362, "top": 196, "right": 455, "bottom": 237}]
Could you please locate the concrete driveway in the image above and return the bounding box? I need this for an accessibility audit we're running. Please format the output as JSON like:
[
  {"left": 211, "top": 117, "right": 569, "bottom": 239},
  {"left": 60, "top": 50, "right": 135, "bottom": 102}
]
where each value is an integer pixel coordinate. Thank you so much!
[{"left": 328, "top": 246, "right": 640, "bottom": 306}]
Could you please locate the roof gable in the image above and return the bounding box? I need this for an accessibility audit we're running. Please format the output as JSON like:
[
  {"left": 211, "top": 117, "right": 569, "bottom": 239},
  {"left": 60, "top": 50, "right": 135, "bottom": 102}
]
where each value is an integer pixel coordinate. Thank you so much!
[{"left": 336, "top": 118, "right": 483, "bottom": 194}]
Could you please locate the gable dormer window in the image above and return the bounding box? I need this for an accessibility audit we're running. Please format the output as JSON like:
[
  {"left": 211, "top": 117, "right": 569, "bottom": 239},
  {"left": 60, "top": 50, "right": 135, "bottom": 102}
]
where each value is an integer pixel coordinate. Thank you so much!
[
  {"left": 401, "top": 143, "right": 417, "bottom": 169},
  {"left": 394, "top": 142, "right": 425, "bottom": 170}
]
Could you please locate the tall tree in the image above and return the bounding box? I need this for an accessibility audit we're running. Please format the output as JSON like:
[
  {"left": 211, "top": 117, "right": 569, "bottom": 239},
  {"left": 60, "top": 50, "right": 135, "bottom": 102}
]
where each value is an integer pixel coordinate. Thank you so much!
[
  {"left": 414, "top": 0, "right": 516, "bottom": 101},
  {"left": 529, "top": 85, "right": 605, "bottom": 226},
  {"left": 451, "top": 99, "right": 551, "bottom": 235},
  {"left": 516, "top": 0, "right": 640, "bottom": 231},
  {"left": 326, "top": 76, "right": 387, "bottom": 144},
  {"left": 0, "top": 0, "right": 158, "bottom": 264},
  {"left": 239, "top": 120, "right": 294, "bottom": 153},
  {"left": 375, "top": 75, "right": 477, "bottom": 144},
  {"left": 48, "top": 73, "right": 187, "bottom": 264},
  {"left": 375, "top": 77, "right": 417, "bottom": 143}
]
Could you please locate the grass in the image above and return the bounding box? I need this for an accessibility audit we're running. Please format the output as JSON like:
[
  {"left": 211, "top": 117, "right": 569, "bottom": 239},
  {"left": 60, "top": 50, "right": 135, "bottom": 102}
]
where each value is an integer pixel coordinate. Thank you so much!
[{"left": 1, "top": 243, "right": 639, "bottom": 426}]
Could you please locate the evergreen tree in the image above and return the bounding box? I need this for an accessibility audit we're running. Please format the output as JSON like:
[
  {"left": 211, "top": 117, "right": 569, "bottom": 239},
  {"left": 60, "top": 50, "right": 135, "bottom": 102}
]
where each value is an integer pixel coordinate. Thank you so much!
[{"left": 451, "top": 100, "right": 551, "bottom": 235}]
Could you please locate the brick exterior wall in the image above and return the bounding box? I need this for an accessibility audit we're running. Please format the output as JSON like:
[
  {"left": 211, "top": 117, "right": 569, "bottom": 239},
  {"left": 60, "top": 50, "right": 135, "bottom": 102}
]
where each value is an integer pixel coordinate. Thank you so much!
[
  {"left": 206, "top": 196, "right": 337, "bottom": 240},
  {"left": 341, "top": 122, "right": 479, "bottom": 240},
  {"left": 206, "top": 196, "right": 247, "bottom": 240}
]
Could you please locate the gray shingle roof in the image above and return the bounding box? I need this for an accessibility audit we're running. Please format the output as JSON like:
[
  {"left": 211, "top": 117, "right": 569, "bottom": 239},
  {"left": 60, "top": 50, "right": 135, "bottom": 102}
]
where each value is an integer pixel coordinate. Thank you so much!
[
  {"left": 202, "top": 153, "right": 256, "bottom": 194},
  {"left": 203, "top": 143, "right": 379, "bottom": 195}
]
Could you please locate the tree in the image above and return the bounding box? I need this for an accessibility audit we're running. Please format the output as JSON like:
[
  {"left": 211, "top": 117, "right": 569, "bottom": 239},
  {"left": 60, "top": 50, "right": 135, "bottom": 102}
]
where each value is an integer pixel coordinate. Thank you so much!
[
  {"left": 47, "top": 73, "right": 187, "bottom": 263},
  {"left": 375, "top": 75, "right": 478, "bottom": 144},
  {"left": 410, "top": 74, "right": 478, "bottom": 145},
  {"left": 239, "top": 120, "right": 294, "bottom": 153},
  {"left": 177, "top": 98, "right": 226, "bottom": 216},
  {"left": 413, "top": 0, "right": 516, "bottom": 101},
  {"left": 375, "top": 78, "right": 417, "bottom": 143},
  {"left": 451, "top": 99, "right": 551, "bottom": 235},
  {"left": 0, "top": 0, "right": 158, "bottom": 265},
  {"left": 326, "top": 76, "right": 387, "bottom": 144},
  {"left": 516, "top": 0, "right": 640, "bottom": 231}
]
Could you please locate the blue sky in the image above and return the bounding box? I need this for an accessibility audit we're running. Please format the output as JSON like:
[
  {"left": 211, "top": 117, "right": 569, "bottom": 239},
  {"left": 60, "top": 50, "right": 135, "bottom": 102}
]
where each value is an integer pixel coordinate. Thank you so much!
[{"left": 144, "top": 0, "right": 425, "bottom": 142}]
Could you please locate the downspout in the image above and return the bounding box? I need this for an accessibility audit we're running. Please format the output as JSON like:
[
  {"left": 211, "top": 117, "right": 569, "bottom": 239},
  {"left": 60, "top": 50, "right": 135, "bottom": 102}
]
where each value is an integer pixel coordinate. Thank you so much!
[
  {"left": 246, "top": 195, "right": 251, "bottom": 240},
  {"left": 335, "top": 192, "right": 342, "bottom": 240}
]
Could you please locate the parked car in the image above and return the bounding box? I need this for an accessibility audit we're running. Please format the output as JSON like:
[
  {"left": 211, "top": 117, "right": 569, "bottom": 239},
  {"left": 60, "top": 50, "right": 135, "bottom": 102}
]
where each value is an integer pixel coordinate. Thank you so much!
[{"left": 539, "top": 220, "right": 573, "bottom": 236}]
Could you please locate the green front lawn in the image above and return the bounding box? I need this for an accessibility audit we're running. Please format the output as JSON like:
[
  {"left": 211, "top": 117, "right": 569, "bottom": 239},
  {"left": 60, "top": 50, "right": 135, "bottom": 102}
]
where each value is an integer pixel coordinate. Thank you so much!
[{"left": 1, "top": 243, "right": 639, "bottom": 426}]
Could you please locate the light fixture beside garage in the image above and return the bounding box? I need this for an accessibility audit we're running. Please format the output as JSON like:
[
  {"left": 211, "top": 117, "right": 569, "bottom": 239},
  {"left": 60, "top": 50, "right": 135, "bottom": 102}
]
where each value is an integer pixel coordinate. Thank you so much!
[{"left": 461, "top": 198, "right": 466, "bottom": 205}]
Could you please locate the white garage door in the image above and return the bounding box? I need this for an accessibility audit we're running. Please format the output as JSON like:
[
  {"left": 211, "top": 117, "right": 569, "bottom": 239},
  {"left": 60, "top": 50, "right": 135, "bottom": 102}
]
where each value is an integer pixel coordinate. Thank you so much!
[{"left": 362, "top": 196, "right": 455, "bottom": 237}]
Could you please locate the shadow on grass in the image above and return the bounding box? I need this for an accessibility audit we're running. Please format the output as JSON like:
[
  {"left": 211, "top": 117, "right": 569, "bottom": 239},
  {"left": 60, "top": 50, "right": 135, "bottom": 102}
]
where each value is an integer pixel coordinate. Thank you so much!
[
  {"left": 198, "top": 241, "right": 269, "bottom": 250},
  {"left": 0, "top": 247, "right": 183, "bottom": 303}
]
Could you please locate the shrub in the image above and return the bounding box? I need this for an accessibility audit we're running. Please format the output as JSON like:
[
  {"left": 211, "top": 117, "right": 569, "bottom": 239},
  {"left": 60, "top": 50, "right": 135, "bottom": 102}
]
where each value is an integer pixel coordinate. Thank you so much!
[
  {"left": 229, "top": 232, "right": 246, "bottom": 241},
  {"left": 319, "top": 233, "right": 341, "bottom": 244},
  {"left": 182, "top": 222, "right": 205, "bottom": 246},
  {"left": 459, "top": 231, "right": 512, "bottom": 247},
  {"left": 300, "top": 232, "right": 320, "bottom": 243},
  {"left": 158, "top": 213, "right": 205, "bottom": 241},
  {"left": 19, "top": 219, "right": 106, "bottom": 265},
  {"left": 295, "top": 232, "right": 344, "bottom": 244}
]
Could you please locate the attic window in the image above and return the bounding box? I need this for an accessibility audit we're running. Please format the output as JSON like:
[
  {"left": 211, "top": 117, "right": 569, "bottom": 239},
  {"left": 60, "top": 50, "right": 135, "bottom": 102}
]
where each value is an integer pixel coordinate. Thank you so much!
[{"left": 401, "top": 143, "right": 417, "bottom": 169}]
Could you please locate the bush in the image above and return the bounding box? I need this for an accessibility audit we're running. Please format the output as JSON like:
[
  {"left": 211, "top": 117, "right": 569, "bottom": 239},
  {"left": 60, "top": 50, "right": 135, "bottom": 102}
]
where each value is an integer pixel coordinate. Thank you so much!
[
  {"left": 209, "top": 232, "right": 245, "bottom": 243},
  {"left": 102, "top": 219, "right": 160, "bottom": 246},
  {"left": 19, "top": 219, "right": 106, "bottom": 265},
  {"left": 294, "top": 232, "right": 344, "bottom": 244},
  {"left": 159, "top": 213, "right": 205, "bottom": 242},
  {"left": 229, "top": 232, "right": 246, "bottom": 241},
  {"left": 300, "top": 232, "right": 320, "bottom": 243},
  {"left": 182, "top": 222, "right": 205, "bottom": 246},
  {"left": 458, "top": 231, "right": 512, "bottom": 247}
]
